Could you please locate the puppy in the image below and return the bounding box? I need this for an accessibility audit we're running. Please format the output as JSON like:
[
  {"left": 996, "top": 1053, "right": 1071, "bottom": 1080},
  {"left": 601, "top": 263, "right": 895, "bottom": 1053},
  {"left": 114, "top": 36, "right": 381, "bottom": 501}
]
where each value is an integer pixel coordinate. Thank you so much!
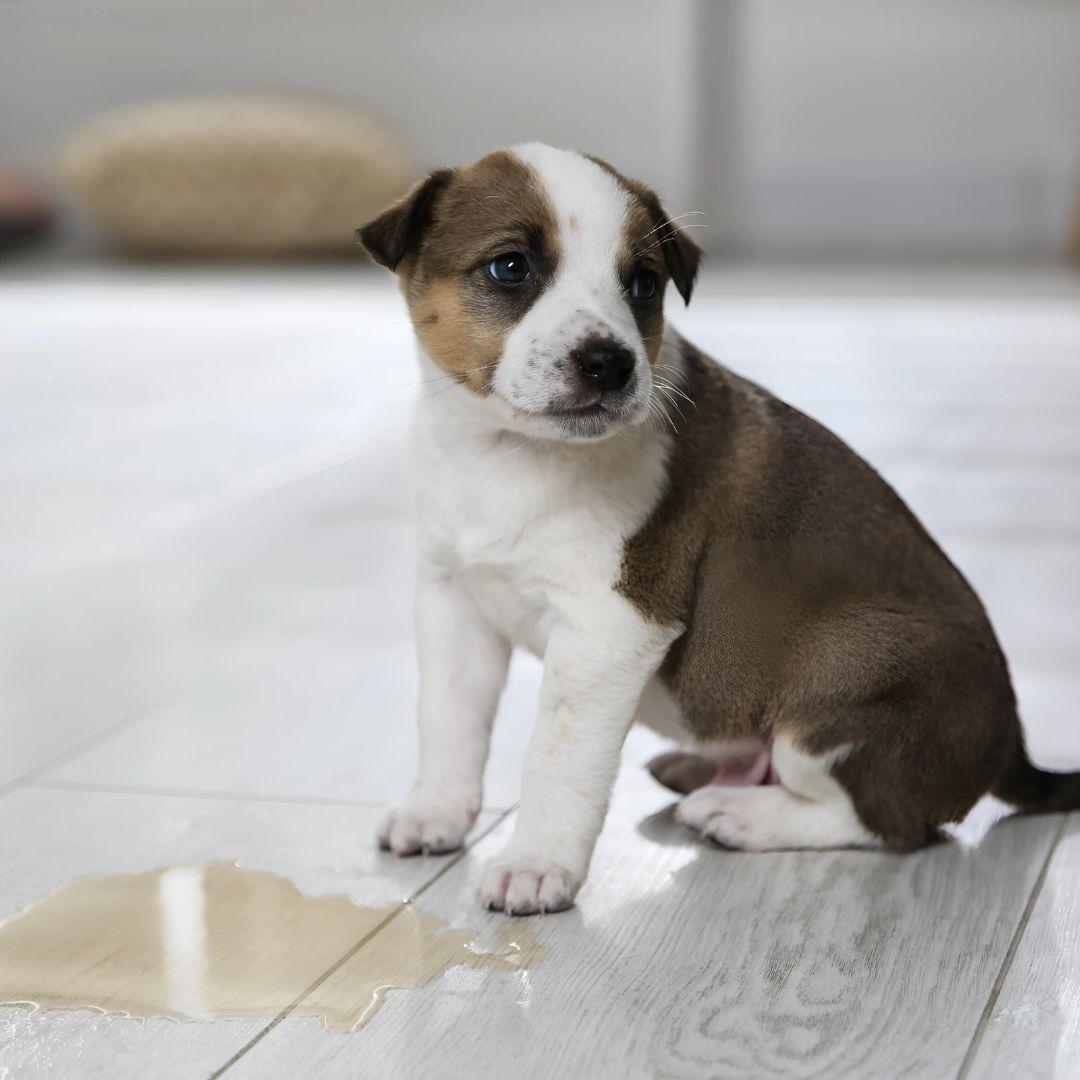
[{"left": 360, "top": 144, "right": 1080, "bottom": 916}]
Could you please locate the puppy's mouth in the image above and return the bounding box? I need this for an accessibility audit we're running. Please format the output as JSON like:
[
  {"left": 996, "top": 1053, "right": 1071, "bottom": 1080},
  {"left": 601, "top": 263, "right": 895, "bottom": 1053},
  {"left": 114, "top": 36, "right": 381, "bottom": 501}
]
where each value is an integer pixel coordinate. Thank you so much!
[
  {"left": 536, "top": 389, "right": 640, "bottom": 438},
  {"left": 546, "top": 398, "right": 608, "bottom": 420}
]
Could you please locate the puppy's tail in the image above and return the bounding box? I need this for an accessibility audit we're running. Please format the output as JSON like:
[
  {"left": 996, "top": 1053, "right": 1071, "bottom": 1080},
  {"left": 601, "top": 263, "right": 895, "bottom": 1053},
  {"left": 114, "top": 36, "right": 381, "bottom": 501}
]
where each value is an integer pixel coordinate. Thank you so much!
[{"left": 994, "top": 735, "right": 1080, "bottom": 813}]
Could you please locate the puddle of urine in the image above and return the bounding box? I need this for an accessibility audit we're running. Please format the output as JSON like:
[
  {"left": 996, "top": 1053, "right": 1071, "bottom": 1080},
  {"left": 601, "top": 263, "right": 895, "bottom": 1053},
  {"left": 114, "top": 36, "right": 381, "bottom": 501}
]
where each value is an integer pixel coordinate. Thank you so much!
[{"left": 0, "top": 862, "right": 539, "bottom": 1031}]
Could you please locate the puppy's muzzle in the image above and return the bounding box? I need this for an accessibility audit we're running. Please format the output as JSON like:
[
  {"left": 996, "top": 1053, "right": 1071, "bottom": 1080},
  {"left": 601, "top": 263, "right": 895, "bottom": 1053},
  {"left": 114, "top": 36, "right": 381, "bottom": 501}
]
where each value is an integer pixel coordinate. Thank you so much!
[{"left": 570, "top": 337, "right": 636, "bottom": 394}]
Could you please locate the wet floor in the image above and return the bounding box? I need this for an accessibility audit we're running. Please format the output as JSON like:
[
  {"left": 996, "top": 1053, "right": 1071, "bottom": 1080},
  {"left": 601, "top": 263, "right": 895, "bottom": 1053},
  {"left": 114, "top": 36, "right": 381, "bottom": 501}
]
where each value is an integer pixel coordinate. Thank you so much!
[{"left": 0, "top": 863, "right": 537, "bottom": 1031}]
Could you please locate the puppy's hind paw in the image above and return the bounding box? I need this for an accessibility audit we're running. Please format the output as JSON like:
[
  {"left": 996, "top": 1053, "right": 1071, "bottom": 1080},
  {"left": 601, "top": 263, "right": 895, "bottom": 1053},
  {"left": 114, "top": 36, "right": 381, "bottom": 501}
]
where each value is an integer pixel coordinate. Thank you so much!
[{"left": 674, "top": 786, "right": 762, "bottom": 850}]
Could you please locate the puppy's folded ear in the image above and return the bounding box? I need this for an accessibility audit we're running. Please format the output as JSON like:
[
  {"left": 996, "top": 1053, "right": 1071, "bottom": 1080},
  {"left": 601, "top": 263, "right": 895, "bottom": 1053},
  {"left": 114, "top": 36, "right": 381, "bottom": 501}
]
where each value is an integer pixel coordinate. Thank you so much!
[
  {"left": 356, "top": 168, "right": 455, "bottom": 271},
  {"left": 660, "top": 213, "right": 703, "bottom": 307},
  {"left": 634, "top": 187, "right": 703, "bottom": 306}
]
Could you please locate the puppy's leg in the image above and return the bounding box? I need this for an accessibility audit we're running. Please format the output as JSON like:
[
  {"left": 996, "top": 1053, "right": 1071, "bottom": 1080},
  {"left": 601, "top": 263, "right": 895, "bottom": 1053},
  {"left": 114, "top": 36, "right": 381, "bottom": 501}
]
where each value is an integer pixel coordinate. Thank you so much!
[
  {"left": 481, "top": 607, "right": 676, "bottom": 915},
  {"left": 647, "top": 751, "right": 718, "bottom": 795},
  {"left": 648, "top": 738, "right": 773, "bottom": 794},
  {"left": 675, "top": 734, "right": 880, "bottom": 851},
  {"left": 378, "top": 568, "right": 510, "bottom": 856}
]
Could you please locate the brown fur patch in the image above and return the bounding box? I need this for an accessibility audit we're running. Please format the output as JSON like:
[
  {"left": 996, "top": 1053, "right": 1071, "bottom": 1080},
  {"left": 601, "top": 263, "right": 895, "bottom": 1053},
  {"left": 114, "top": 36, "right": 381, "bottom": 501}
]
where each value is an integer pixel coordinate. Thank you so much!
[
  {"left": 618, "top": 337, "right": 1025, "bottom": 849},
  {"left": 586, "top": 154, "right": 702, "bottom": 310},
  {"left": 412, "top": 279, "right": 506, "bottom": 392},
  {"left": 582, "top": 154, "right": 703, "bottom": 363},
  {"left": 397, "top": 151, "right": 560, "bottom": 393},
  {"left": 622, "top": 195, "right": 668, "bottom": 364}
]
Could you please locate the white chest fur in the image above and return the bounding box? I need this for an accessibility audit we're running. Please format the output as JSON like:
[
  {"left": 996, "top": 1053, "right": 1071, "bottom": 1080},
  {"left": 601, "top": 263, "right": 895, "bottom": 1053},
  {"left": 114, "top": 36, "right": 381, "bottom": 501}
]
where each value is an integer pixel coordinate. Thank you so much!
[
  {"left": 390, "top": 347, "right": 687, "bottom": 915},
  {"left": 411, "top": 352, "right": 672, "bottom": 656}
]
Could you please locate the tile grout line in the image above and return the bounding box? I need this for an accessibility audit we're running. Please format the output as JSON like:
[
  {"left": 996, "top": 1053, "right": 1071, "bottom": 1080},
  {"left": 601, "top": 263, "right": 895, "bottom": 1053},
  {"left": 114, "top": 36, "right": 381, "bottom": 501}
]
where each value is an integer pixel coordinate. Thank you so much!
[
  {"left": 24, "top": 779, "right": 388, "bottom": 810},
  {"left": 955, "top": 811, "right": 1070, "bottom": 1080},
  {"left": 48, "top": 438, "right": 374, "bottom": 575},
  {"left": 1, "top": 429, "right": 388, "bottom": 798},
  {"left": 0, "top": 698, "right": 185, "bottom": 804},
  {"left": 0, "top": 576, "right": 407, "bottom": 806},
  {"left": 206, "top": 805, "right": 517, "bottom": 1079},
  {"left": 25, "top": 778, "right": 516, "bottom": 815}
]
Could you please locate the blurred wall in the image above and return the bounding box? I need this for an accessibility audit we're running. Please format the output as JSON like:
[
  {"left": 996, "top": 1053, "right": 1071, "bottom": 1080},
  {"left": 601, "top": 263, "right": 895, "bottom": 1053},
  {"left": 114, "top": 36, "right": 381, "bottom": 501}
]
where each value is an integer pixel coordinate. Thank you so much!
[
  {"left": 738, "top": 0, "right": 1080, "bottom": 255},
  {"left": 0, "top": 0, "right": 701, "bottom": 228},
  {"left": 2, "top": 0, "right": 1077, "bottom": 257}
]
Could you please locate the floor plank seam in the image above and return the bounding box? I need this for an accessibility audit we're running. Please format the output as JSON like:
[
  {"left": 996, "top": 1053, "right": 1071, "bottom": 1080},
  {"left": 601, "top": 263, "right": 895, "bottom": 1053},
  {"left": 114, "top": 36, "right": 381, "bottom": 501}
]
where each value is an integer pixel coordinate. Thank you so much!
[
  {"left": 955, "top": 811, "right": 1070, "bottom": 1080},
  {"left": 0, "top": 700, "right": 179, "bottom": 804},
  {"left": 44, "top": 441, "right": 373, "bottom": 576},
  {"left": 24, "top": 779, "right": 516, "bottom": 814},
  {"left": 206, "top": 805, "right": 517, "bottom": 1079},
  {"left": 2, "top": 591, "right": 417, "bottom": 806},
  {"left": 24, "top": 779, "right": 388, "bottom": 810},
  {"left": 1, "top": 444, "right": 393, "bottom": 800}
]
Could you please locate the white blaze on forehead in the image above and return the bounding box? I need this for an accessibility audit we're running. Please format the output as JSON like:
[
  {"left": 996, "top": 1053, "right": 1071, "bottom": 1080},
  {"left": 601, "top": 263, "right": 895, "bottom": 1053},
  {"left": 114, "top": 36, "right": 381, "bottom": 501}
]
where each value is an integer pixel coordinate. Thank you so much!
[
  {"left": 510, "top": 142, "right": 631, "bottom": 285},
  {"left": 490, "top": 143, "right": 653, "bottom": 436}
]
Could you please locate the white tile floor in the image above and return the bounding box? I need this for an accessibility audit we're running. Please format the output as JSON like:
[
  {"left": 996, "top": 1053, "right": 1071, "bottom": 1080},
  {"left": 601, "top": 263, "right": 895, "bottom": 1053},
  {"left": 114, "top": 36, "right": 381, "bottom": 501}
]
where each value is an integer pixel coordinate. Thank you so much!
[{"left": 2, "top": 259, "right": 1079, "bottom": 1079}]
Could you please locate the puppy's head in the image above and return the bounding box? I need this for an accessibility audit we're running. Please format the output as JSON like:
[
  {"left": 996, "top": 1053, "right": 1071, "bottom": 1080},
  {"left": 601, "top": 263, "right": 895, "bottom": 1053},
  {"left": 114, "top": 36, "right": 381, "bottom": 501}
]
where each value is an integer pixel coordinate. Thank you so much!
[{"left": 358, "top": 144, "right": 701, "bottom": 441}]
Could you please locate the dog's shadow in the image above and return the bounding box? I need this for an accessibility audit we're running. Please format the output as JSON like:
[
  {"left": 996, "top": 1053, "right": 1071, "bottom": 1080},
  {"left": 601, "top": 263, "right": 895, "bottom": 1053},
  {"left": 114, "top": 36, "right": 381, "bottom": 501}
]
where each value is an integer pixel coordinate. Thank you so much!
[{"left": 635, "top": 800, "right": 700, "bottom": 848}]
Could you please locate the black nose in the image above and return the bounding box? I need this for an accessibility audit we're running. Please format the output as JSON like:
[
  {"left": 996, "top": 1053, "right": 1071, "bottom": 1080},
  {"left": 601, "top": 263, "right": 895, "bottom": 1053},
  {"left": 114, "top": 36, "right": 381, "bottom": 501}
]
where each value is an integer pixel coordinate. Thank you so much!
[{"left": 571, "top": 339, "right": 636, "bottom": 393}]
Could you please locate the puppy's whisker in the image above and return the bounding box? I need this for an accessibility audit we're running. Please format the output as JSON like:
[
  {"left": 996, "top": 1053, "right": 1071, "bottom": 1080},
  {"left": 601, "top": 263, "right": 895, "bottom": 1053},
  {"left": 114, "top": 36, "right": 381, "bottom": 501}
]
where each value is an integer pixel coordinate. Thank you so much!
[
  {"left": 639, "top": 222, "right": 710, "bottom": 257},
  {"left": 652, "top": 381, "right": 683, "bottom": 409},
  {"left": 409, "top": 362, "right": 498, "bottom": 387},
  {"left": 652, "top": 377, "right": 695, "bottom": 409},
  {"left": 641, "top": 221, "right": 710, "bottom": 246},
  {"left": 418, "top": 380, "right": 474, "bottom": 405},
  {"left": 651, "top": 386, "right": 686, "bottom": 427},
  {"left": 653, "top": 360, "right": 692, "bottom": 391},
  {"left": 644, "top": 394, "right": 675, "bottom": 435},
  {"left": 500, "top": 438, "right": 531, "bottom": 458},
  {"left": 635, "top": 210, "right": 708, "bottom": 245}
]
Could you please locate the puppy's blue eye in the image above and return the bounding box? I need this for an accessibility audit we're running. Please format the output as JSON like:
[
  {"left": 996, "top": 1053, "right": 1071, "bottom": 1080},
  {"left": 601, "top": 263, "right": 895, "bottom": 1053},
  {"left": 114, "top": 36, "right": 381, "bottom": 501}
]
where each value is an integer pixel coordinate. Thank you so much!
[
  {"left": 488, "top": 252, "right": 531, "bottom": 285},
  {"left": 631, "top": 270, "right": 658, "bottom": 300}
]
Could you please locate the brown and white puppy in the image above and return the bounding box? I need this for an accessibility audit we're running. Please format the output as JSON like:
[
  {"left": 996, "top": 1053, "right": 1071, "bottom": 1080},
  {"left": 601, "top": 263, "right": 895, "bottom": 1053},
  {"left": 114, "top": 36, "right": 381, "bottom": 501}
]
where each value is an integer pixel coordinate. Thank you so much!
[{"left": 360, "top": 143, "right": 1080, "bottom": 916}]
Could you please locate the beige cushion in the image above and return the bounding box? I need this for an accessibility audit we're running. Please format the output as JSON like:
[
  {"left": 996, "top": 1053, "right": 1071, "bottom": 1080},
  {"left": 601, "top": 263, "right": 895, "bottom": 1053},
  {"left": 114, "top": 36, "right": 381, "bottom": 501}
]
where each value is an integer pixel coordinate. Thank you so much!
[{"left": 62, "top": 96, "right": 411, "bottom": 256}]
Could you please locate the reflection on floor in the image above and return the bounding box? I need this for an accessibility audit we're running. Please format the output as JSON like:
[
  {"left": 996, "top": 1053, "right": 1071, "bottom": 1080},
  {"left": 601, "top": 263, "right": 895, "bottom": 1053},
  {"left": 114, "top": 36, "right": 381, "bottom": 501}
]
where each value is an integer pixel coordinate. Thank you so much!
[{"left": 2, "top": 261, "right": 1079, "bottom": 1079}]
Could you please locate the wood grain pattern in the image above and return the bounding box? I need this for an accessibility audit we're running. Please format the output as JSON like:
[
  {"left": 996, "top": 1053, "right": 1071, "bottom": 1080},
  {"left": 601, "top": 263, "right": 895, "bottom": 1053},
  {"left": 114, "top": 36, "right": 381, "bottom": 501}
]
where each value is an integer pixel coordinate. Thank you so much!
[
  {"left": 966, "top": 815, "right": 1080, "bottom": 1080},
  {"left": 226, "top": 758, "right": 1065, "bottom": 1080}
]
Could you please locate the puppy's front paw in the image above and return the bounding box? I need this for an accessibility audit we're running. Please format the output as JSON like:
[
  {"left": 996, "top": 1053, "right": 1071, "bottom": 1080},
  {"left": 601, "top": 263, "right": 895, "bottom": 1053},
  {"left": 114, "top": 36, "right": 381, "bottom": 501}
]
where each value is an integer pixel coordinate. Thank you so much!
[
  {"left": 377, "top": 794, "right": 479, "bottom": 857},
  {"left": 479, "top": 856, "right": 578, "bottom": 916}
]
